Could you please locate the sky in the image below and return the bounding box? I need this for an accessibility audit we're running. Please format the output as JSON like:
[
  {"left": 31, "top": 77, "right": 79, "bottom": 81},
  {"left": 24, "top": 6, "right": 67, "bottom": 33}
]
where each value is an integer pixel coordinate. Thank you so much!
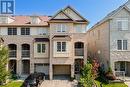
[{"left": 14, "top": 0, "right": 128, "bottom": 28}]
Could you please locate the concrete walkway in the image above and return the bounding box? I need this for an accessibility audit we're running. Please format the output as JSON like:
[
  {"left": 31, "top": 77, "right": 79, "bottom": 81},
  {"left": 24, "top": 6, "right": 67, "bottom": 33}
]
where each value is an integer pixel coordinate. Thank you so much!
[
  {"left": 40, "top": 80, "right": 78, "bottom": 87},
  {"left": 125, "top": 82, "right": 130, "bottom": 87}
]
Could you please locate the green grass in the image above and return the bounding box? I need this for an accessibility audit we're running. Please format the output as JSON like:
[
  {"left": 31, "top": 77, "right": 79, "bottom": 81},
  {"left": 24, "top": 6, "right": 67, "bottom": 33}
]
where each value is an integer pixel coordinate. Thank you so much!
[
  {"left": 95, "top": 80, "right": 128, "bottom": 87},
  {"left": 0, "top": 81, "right": 23, "bottom": 87}
]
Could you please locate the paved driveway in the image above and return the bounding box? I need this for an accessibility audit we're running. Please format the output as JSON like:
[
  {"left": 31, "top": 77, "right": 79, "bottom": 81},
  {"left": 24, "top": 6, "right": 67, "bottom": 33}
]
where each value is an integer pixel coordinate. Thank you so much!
[{"left": 40, "top": 80, "right": 78, "bottom": 87}]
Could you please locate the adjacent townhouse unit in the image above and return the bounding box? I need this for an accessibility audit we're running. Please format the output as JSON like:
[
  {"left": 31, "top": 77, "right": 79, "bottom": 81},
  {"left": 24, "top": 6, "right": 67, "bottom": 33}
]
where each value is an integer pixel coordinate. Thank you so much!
[
  {"left": 0, "top": 6, "right": 88, "bottom": 80},
  {"left": 87, "top": 1, "right": 130, "bottom": 78}
]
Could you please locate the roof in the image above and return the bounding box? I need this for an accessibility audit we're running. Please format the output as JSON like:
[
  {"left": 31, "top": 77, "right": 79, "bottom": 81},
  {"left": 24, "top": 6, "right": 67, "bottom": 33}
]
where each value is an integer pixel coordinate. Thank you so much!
[
  {"left": 0, "top": 15, "right": 50, "bottom": 26},
  {"left": 89, "top": 1, "right": 130, "bottom": 31},
  {"left": 49, "top": 6, "right": 89, "bottom": 24}
]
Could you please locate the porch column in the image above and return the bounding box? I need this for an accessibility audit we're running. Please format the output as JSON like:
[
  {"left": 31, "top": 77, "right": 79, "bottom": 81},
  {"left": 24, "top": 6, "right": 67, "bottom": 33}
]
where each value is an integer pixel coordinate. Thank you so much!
[
  {"left": 30, "top": 62, "right": 34, "bottom": 73},
  {"left": 17, "top": 44, "right": 22, "bottom": 75},
  {"left": 71, "top": 64, "right": 74, "bottom": 78},
  {"left": 17, "top": 60, "right": 22, "bottom": 75},
  {"left": 49, "top": 64, "right": 53, "bottom": 80}
]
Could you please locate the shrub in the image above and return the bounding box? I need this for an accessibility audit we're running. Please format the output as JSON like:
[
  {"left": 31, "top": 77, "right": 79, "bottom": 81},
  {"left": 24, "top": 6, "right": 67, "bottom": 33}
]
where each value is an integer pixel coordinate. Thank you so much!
[{"left": 105, "top": 67, "right": 116, "bottom": 80}]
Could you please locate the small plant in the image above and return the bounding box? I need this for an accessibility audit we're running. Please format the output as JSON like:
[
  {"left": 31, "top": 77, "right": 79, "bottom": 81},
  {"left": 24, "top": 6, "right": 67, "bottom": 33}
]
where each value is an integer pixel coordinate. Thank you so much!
[{"left": 105, "top": 67, "right": 116, "bottom": 80}]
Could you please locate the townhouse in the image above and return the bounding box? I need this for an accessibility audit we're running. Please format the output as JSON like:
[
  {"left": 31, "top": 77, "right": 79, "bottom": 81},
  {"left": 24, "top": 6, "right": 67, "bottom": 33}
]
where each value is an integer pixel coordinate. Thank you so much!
[
  {"left": 87, "top": 1, "right": 130, "bottom": 77},
  {"left": 0, "top": 6, "right": 88, "bottom": 80}
]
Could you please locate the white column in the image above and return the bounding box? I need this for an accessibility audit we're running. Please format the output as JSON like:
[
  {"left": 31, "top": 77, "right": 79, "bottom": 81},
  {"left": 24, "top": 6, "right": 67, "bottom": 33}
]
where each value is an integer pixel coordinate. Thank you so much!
[{"left": 71, "top": 64, "right": 74, "bottom": 78}]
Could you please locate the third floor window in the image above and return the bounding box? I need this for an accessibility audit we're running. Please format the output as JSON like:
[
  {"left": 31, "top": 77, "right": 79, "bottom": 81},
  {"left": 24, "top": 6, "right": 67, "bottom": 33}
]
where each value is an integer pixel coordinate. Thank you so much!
[
  {"left": 21, "top": 28, "right": 30, "bottom": 35},
  {"left": 8, "top": 28, "right": 17, "bottom": 35},
  {"left": 117, "top": 18, "right": 128, "bottom": 31},
  {"left": 56, "top": 24, "right": 67, "bottom": 33}
]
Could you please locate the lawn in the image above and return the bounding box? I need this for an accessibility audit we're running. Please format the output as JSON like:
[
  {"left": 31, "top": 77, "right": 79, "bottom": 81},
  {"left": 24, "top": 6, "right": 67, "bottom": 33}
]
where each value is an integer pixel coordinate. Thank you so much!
[
  {"left": 95, "top": 80, "right": 128, "bottom": 87},
  {"left": 0, "top": 81, "right": 23, "bottom": 87}
]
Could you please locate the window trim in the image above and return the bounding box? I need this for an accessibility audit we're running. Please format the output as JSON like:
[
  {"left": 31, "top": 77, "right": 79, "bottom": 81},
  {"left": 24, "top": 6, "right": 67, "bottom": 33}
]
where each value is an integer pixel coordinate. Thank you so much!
[
  {"left": 37, "top": 43, "right": 46, "bottom": 53},
  {"left": 8, "top": 27, "right": 17, "bottom": 35},
  {"left": 117, "top": 40, "right": 128, "bottom": 51},
  {"left": 56, "top": 24, "right": 67, "bottom": 33},
  {"left": 56, "top": 41, "right": 67, "bottom": 52},
  {"left": 117, "top": 18, "right": 129, "bottom": 31},
  {"left": 21, "top": 27, "right": 30, "bottom": 35}
]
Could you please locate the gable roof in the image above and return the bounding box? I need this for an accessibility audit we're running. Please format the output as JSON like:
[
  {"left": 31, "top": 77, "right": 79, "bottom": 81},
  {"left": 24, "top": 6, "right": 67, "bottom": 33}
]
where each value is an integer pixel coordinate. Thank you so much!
[
  {"left": 49, "top": 6, "right": 89, "bottom": 24},
  {"left": 63, "top": 6, "right": 89, "bottom": 23},
  {"left": 49, "top": 10, "right": 75, "bottom": 21},
  {"left": 90, "top": 1, "right": 130, "bottom": 30}
]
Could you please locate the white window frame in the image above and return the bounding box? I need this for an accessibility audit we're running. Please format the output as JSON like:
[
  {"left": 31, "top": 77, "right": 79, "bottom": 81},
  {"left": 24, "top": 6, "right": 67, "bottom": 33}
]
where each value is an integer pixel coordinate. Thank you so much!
[
  {"left": 56, "top": 24, "right": 67, "bottom": 33},
  {"left": 117, "top": 40, "right": 128, "bottom": 51},
  {"left": 117, "top": 18, "right": 129, "bottom": 31},
  {"left": 37, "top": 43, "right": 46, "bottom": 53},
  {"left": 56, "top": 42, "right": 66, "bottom": 52}
]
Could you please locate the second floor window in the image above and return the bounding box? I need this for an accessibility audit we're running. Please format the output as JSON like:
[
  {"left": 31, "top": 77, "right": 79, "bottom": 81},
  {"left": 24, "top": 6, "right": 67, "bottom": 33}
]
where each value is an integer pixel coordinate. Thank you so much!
[
  {"left": 117, "top": 19, "right": 128, "bottom": 31},
  {"left": 21, "top": 28, "right": 30, "bottom": 35},
  {"left": 37, "top": 43, "right": 46, "bottom": 53},
  {"left": 117, "top": 40, "right": 127, "bottom": 50},
  {"left": 56, "top": 24, "right": 67, "bottom": 33},
  {"left": 57, "top": 42, "right": 66, "bottom": 52},
  {"left": 8, "top": 28, "right": 17, "bottom": 35}
]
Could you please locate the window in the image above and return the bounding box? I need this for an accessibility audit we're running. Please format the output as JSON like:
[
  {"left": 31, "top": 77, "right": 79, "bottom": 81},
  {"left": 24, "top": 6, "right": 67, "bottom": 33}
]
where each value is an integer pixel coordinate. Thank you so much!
[
  {"left": 8, "top": 28, "right": 17, "bottom": 35},
  {"left": 37, "top": 43, "right": 46, "bottom": 53},
  {"left": 37, "top": 28, "right": 47, "bottom": 35},
  {"left": 75, "top": 25, "right": 86, "bottom": 33},
  {"left": 117, "top": 19, "right": 128, "bottom": 30},
  {"left": 56, "top": 24, "right": 67, "bottom": 32},
  {"left": 57, "top": 42, "right": 66, "bottom": 52},
  {"left": 21, "top": 28, "right": 30, "bottom": 35},
  {"left": 117, "top": 40, "right": 127, "bottom": 50}
]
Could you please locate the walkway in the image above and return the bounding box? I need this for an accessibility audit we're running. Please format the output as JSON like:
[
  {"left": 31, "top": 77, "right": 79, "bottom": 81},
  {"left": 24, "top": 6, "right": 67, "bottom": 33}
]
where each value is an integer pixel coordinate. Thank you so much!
[
  {"left": 125, "top": 82, "right": 130, "bottom": 87},
  {"left": 40, "top": 80, "right": 78, "bottom": 87}
]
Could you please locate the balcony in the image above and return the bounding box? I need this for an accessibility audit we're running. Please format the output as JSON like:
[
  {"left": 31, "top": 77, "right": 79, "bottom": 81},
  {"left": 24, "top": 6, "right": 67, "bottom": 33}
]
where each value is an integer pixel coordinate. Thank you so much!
[
  {"left": 9, "top": 50, "right": 17, "bottom": 58},
  {"left": 22, "top": 50, "right": 30, "bottom": 58},
  {"left": 75, "top": 48, "right": 84, "bottom": 56}
]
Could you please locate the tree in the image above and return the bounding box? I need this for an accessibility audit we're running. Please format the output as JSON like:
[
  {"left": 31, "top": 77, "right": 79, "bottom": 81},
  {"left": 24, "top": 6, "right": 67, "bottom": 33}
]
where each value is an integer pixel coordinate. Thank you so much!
[
  {"left": 80, "top": 61, "right": 94, "bottom": 87},
  {"left": 0, "top": 46, "right": 9, "bottom": 85}
]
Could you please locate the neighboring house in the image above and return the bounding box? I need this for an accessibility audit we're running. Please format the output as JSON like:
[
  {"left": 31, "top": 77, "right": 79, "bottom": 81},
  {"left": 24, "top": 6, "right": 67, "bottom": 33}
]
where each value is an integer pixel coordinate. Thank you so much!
[
  {"left": 87, "top": 1, "right": 130, "bottom": 78},
  {"left": 0, "top": 6, "right": 88, "bottom": 80}
]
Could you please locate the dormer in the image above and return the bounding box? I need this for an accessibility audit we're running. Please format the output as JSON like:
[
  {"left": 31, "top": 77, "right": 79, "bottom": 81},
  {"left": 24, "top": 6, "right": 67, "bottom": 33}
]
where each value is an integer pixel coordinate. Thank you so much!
[
  {"left": 30, "top": 15, "right": 41, "bottom": 24},
  {"left": 0, "top": 15, "right": 14, "bottom": 24}
]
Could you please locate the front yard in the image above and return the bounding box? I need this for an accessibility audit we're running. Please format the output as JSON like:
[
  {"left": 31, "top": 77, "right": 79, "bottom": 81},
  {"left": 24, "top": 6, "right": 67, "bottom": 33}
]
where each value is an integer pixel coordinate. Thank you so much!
[
  {"left": 0, "top": 81, "right": 23, "bottom": 87},
  {"left": 95, "top": 80, "right": 128, "bottom": 87}
]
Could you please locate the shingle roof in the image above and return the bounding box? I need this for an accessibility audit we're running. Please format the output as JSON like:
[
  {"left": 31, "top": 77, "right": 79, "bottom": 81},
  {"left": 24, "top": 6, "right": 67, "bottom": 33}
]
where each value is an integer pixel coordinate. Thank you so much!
[{"left": 0, "top": 15, "right": 50, "bottom": 26}]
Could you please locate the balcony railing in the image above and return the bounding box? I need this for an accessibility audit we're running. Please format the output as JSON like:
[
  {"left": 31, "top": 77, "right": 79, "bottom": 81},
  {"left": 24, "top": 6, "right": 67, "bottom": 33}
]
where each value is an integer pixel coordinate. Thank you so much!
[
  {"left": 22, "top": 50, "right": 30, "bottom": 57},
  {"left": 75, "top": 48, "right": 84, "bottom": 56},
  {"left": 9, "top": 50, "right": 17, "bottom": 58}
]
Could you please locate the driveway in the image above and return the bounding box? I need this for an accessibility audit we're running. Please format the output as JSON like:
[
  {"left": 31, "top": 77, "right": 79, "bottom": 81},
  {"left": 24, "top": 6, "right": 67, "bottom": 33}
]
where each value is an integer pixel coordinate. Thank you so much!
[{"left": 40, "top": 80, "right": 78, "bottom": 87}]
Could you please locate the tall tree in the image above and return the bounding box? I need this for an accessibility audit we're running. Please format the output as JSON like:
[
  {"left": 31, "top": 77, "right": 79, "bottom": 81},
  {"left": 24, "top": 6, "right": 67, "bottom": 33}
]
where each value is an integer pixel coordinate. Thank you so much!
[
  {"left": 80, "top": 61, "right": 94, "bottom": 87},
  {"left": 0, "top": 46, "right": 9, "bottom": 85}
]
